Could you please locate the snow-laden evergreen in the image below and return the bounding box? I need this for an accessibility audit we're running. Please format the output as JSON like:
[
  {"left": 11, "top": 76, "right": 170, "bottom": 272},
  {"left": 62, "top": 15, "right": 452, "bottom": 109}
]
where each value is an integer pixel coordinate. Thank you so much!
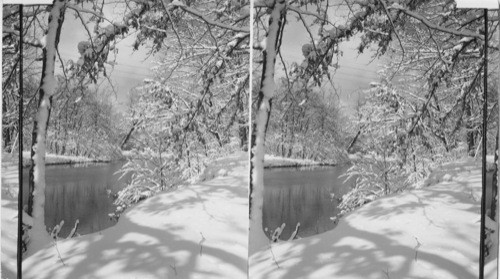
[{"left": 1, "top": 155, "right": 19, "bottom": 278}]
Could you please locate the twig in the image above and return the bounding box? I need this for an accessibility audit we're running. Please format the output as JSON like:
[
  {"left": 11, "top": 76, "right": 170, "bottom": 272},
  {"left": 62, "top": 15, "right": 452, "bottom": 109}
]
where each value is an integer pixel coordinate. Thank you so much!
[
  {"left": 269, "top": 245, "right": 280, "bottom": 268},
  {"left": 286, "top": 6, "right": 336, "bottom": 26},
  {"left": 414, "top": 236, "right": 422, "bottom": 262},
  {"left": 199, "top": 232, "right": 206, "bottom": 256},
  {"left": 295, "top": 10, "right": 318, "bottom": 53},
  {"left": 53, "top": 240, "right": 66, "bottom": 266},
  {"left": 169, "top": 262, "right": 177, "bottom": 276},
  {"left": 67, "top": 219, "right": 79, "bottom": 239},
  {"left": 377, "top": 0, "right": 404, "bottom": 81},
  {"left": 388, "top": 4, "right": 483, "bottom": 40},
  {"left": 160, "top": 0, "right": 184, "bottom": 80},
  {"left": 171, "top": 2, "right": 249, "bottom": 33},
  {"left": 383, "top": 267, "right": 391, "bottom": 278}
]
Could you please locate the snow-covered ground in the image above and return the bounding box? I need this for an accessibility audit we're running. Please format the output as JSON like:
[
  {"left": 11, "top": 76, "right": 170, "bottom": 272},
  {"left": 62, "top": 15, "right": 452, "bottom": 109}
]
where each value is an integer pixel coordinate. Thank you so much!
[
  {"left": 1, "top": 154, "right": 19, "bottom": 279},
  {"left": 4, "top": 152, "right": 498, "bottom": 278},
  {"left": 21, "top": 152, "right": 248, "bottom": 279},
  {"left": 250, "top": 159, "right": 497, "bottom": 279}
]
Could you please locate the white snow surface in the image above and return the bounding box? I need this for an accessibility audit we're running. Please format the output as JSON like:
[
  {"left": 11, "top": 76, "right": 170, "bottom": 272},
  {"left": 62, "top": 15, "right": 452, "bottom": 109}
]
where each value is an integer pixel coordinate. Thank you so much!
[
  {"left": 23, "top": 152, "right": 248, "bottom": 279},
  {"left": 1, "top": 156, "right": 19, "bottom": 279},
  {"left": 250, "top": 159, "right": 498, "bottom": 279}
]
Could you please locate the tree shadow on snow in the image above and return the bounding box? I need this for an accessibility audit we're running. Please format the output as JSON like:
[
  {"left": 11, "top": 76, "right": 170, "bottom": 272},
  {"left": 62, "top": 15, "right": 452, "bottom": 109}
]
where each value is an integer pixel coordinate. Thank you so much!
[
  {"left": 253, "top": 221, "right": 478, "bottom": 278},
  {"left": 23, "top": 164, "right": 248, "bottom": 279},
  {"left": 252, "top": 168, "right": 483, "bottom": 278}
]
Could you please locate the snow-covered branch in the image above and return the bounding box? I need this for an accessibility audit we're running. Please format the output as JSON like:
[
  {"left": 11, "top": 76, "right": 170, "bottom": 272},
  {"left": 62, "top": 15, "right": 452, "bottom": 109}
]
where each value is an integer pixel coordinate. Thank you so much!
[
  {"left": 67, "top": 4, "right": 105, "bottom": 20},
  {"left": 171, "top": 2, "right": 249, "bottom": 33},
  {"left": 388, "top": 4, "right": 483, "bottom": 40},
  {"left": 3, "top": 26, "right": 44, "bottom": 48}
]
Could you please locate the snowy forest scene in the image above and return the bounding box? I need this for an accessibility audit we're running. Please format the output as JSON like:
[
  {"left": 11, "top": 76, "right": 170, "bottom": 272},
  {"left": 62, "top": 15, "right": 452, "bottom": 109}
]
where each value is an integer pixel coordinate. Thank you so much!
[
  {"left": 2, "top": 0, "right": 250, "bottom": 278},
  {"left": 249, "top": 0, "right": 499, "bottom": 279},
  {"left": 1, "top": 0, "right": 500, "bottom": 279}
]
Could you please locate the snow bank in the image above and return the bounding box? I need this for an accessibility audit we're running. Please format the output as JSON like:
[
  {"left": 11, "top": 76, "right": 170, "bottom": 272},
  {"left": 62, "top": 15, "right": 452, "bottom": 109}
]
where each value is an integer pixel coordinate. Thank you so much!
[
  {"left": 421, "top": 158, "right": 478, "bottom": 187},
  {"left": 264, "top": 155, "right": 322, "bottom": 168},
  {"left": 1, "top": 156, "right": 19, "bottom": 279},
  {"left": 23, "top": 152, "right": 248, "bottom": 279},
  {"left": 22, "top": 151, "right": 110, "bottom": 167},
  {"left": 195, "top": 153, "right": 248, "bottom": 182},
  {"left": 250, "top": 159, "right": 497, "bottom": 279}
]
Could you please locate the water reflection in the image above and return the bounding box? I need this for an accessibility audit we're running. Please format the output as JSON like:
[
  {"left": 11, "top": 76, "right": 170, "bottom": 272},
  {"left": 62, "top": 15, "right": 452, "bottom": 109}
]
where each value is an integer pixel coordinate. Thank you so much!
[
  {"left": 22, "top": 162, "right": 130, "bottom": 237},
  {"left": 263, "top": 165, "right": 353, "bottom": 239}
]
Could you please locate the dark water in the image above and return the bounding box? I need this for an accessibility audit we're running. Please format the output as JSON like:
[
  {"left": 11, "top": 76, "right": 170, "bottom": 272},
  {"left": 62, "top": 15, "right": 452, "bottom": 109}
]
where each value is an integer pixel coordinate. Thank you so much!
[
  {"left": 22, "top": 162, "right": 130, "bottom": 237},
  {"left": 263, "top": 165, "right": 354, "bottom": 240}
]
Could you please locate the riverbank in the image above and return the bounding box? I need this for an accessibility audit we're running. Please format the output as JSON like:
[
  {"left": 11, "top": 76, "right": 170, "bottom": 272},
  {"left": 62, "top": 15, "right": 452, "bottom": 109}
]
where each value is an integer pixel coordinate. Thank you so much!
[
  {"left": 22, "top": 152, "right": 248, "bottom": 279},
  {"left": 21, "top": 152, "right": 325, "bottom": 169},
  {"left": 250, "top": 158, "right": 497, "bottom": 278},
  {"left": 264, "top": 154, "right": 339, "bottom": 169},
  {"left": 21, "top": 151, "right": 121, "bottom": 168}
]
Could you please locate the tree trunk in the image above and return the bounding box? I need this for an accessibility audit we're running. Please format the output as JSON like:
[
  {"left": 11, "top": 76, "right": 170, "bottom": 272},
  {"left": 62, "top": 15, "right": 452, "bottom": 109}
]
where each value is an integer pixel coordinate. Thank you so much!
[
  {"left": 347, "top": 129, "right": 361, "bottom": 153},
  {"left": 239, "top": 119, "right": 248, "bottom": 151},
  {"left": 466, "top": 102, "right": 475, "bottom": 156},
  {"left": 490, "top": 130, "right": 498, "bottom": 220},
  {"left": 27, "top": 0, "right": 67, "bottom": 255},
  {"left": 120, "top": 120, "right": 140, "bottom": 150},
  {"left": 3, "top": 103, "right": 14, "bottom": 150},
  {"left": 249, "top": 0, "right": 286, "bottom": 257}
]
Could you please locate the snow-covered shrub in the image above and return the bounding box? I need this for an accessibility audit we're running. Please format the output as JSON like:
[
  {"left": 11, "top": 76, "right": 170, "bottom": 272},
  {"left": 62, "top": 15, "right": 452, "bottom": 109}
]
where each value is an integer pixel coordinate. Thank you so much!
[
  {"left": 112, "top": 72, "right": 246, "bottom": 217},
  {"left": 113, "top": 146, "right": 182, "bottom": 210},
  {"left": 340, "top": 149, "right": 410, "bottom": 214},
  {"left": 339, "top": 83, "right": 411, "bottom": 213},
  {"left": 111, "top": 5, "right": 249, "bottom": 215},
  {"left": 113, "top": 134, "right": 240, "bottom": 217},
  {"left": 338, "top": 84, "right": 432, "bottom": 214},
  {"left": 340, "top": 77, "right": 474, "bottom": 214}
]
